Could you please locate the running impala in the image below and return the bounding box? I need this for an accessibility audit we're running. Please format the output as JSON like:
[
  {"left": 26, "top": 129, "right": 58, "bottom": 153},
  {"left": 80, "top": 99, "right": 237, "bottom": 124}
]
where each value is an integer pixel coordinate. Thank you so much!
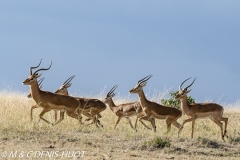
[
  {"left": 175, "top": 77, "right": 228, "bottom": 140},
  {"left": 22, "top": 60, "right": 83, "bottom": 126},
  {"left": 103, "top": 85, "right": 156, "bottom": 131},
  {"left": 129, "top": 75, "right": 182, "bottom": 135}
]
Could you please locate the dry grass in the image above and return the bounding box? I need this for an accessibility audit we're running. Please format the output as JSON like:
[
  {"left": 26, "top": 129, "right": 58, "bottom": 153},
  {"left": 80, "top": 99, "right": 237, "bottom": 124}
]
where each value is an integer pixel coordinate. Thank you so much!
[{"left": 0, "top": 90, "right": 240, "bottom": 160}]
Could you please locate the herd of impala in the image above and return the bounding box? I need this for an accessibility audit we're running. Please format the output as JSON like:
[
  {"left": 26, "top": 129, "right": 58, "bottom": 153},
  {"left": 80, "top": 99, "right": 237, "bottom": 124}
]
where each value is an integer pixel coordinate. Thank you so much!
[{"left": 22, "top": 60, "right": 229, "bottom": 141}]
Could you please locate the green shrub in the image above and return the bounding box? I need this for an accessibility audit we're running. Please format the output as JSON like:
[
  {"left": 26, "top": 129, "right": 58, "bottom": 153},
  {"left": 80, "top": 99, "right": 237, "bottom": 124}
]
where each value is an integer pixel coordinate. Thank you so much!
[
  {"left": 161, "top": 91, "right": 195, "bottom": 109},
  {"left": 140, "top": 137, "right": 170, "bottom": 150}
]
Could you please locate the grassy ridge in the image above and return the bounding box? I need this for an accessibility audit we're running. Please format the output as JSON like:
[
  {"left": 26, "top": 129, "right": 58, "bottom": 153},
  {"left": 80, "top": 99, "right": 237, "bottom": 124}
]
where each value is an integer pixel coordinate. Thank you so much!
[{"left": 0, "top": 91, "right": 240, "bottom": 159}]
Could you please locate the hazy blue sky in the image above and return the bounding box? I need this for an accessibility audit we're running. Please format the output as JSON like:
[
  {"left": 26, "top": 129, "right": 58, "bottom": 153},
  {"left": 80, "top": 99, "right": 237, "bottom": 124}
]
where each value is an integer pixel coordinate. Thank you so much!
[{"left": 0, "top": 1, "right": 240, "bottom": 103}]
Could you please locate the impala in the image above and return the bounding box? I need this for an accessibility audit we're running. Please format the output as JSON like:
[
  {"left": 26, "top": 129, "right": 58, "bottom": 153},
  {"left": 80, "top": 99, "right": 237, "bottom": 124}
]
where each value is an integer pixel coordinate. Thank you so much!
[
  {"left": 22, "top": 60, "right": 82, "bottom": 126},
  {"left": 26, "top": 77, "right": 60, "bottom": 122},
  {"left": 175, "top": 77, "right": 228, "bottom": 140},
  {"left": 54, "top": 75, "right": 106, "bottom": 127},
  {"left": 129, "top": 75, "right": 182, "bottom": 134},
  {"left": 103, "top": 85, "right": 156, "bottom": 131}
]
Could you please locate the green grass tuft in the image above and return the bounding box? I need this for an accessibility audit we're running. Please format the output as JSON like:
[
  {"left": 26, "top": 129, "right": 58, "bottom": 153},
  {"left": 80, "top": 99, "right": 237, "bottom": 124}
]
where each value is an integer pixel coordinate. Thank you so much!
[{"left": 140, "top": 137, "right": 171, "bottom": 150}]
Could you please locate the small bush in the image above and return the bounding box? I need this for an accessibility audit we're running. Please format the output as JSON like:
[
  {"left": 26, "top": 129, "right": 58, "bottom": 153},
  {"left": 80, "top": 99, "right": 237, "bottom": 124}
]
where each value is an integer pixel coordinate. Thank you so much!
[
  {"left": 140, "top": 137, "right": 170, "bottom": 150},
  {"left": 161, "top": 91, "right": 195, "bottom": 109}
]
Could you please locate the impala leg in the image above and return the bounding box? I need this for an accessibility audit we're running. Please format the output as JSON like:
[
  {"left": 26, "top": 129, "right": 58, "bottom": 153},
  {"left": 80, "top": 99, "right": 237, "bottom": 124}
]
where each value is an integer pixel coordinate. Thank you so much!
[
  {"left": 89, "top": 107, "right": 105, "bottom": 127},
  {"left": 87, "top": 107, "right": 97, "bottom": 123},
  {"left": 76, "top": 109, "right": 84, "bottom": 125},
  {"left": 219, "top": 117, "right": 228, "bottom": 138},
  {"left": 135, "top": 115, "right": 153, "bottom": 131},
  {"left": 125, "top": 117, "right": 136, "bottom": 131},
  {"left": 53, "top": 111, "right": 65, "bottom": 126},
  {"left": 172, "top": 121, "right": 181, "bottom": 129},
  {"left": 91, "top": 115, "right": 102, "bottom": 128},
  {"left": 135, "top": 112, "right": 144, "bottom": 130},
  {"left": 212, "top": 111, "right": 229, "bottom": 139},
  {"left": 218, "top": 109, "right": 229, "bottom": 138},
  {"left": 97, "top": 113, "right": 102, "bottom": 119},
  {"left": 212, "top": 119, "right": 224, "bottom": 141},
  {"left": 82, "top": 112, "right": 92, "bottom": 120},
  {"left": 30, "top": 104, "right": 39, "bottom": 122},
  {"left": 166, "top": 117, "right": 174, "bottom": 134},
  {"left": 178, "top": 116, "right": 197, "bottom": 138},
  {"left": 89, "top": 113, "right": 103, "bottom": 127},
  {"left": 136, "top": 112, "right": 149, "bottom": 130},
  {"left": 84, "top": 111, "right": 103, "bottom": 127},
  {"left": 191, "top": 120, "right": 195, "bottom": 139},
  {"left": 39, "top": 108, "right": 53, "bottom": 126},
  {"left": 141, "top": 116, "right": 156, "bottom": 131},
  {"left": 151, "top": 118, "right": 156, "bottom": 132},
  {"left": 139, "top": 119, "right": 152, "bottom": 130},
  {"left": 114, "top": 116, "right": 122, "bottom": 129},
  {"left": 96, "top": 114, "right": 103, "bottom": 127},
  {"left": 166, "top": 116, "right": 180, "bottom": 133},
  {"left": 85, "top": 113, "right": 102, "bottom": 121},
  {"left": 223, "top": 117, "right": 228, "bottom": 138},
  {"left": 66, "top": 109, "right": 84, "bottom": 125},
  {"left": 134, "top": 116, "right": 139, "bottom": 130},
  {"left": 89, "top": 112, "right": 99, "bottom": 126},
  {"left": 90, "top": 116, "right": 99, "bottom": 128},
  {"left": 140, "top": 116, "right": 156, "bottom": 131},
  {"left": 54, "top": 110, "right": 58, "bottom": 122}
]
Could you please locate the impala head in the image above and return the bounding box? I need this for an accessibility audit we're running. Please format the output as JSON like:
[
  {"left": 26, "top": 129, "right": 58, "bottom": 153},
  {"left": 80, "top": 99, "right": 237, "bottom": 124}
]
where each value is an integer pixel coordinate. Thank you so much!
[
  {"left": 27, "top": 78, "right": 45, "bottom": 98},
  {"left": 103, "top": 85, "right": 118, "bottom": 103},
  {"left": 129, "top": 75, "right": 152, "bottom": 94},
  {"left": 22, "top": 59, "right": 52, "bottom": 85},
  {"left": 175, "top": 77, "right": 196, "bottom": 100},
  {"left": 54, "top": 75, "right": 75, "bottom": 95}
]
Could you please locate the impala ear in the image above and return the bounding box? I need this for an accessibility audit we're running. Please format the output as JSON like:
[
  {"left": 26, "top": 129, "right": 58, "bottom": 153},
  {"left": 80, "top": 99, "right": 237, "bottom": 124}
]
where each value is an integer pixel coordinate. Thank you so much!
[
  {"left": 140, "top": 82, "right": 147, "bottom": 87},
  {"left": 35, "top": 73, "right": 42, "bottom": 78},
  {"left": 68, "top": 83, "right": 72, "bottom": 87},
  {"left": 186, "top": 89, "right": 192, "bottom": 93}
]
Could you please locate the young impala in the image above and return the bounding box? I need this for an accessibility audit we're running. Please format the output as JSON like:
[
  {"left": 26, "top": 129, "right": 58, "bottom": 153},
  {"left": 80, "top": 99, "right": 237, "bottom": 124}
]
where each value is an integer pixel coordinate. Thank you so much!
[
  {"left": 54, "top": 75, "right": 106, "bottom": 127},
  {"left": 129, "top": 75, "right": 182, "bottom": 135},
  {"left": 175, "top": 77, "right": 228, "bottom": 140},
  {"left": 22, "top": 60, "right": 83, "bottom": 126},
  {"left": 103, "top": 85, "right": 156, "bottom": 131}
]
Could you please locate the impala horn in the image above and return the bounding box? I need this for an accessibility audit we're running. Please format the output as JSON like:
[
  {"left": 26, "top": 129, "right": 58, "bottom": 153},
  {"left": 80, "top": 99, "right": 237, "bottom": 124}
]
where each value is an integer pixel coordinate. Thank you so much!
[
  {"left": 63, "top": 75, "right": 75, "bottom": 86},
  {"left": 137, "top": 75, "right": 152, "bottom": 85},
  {"left": 30, "top": 59, "right": 42, "bottom": 75},
  {"left": 179, "top": 77, "right": 196, "bottom": 90},
  {"left": 32, "top": 61, "right": 52, "bottom": 75},
  {"left": 107, "top": 85, "right": 118, "bottom": 97}
]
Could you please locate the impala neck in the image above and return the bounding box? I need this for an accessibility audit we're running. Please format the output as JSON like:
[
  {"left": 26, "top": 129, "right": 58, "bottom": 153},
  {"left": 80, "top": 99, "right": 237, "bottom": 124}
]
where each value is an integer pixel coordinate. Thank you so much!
[
  {"left": 106, "top": 98, "right": 117, "bottom": 112},
  {"left": 180, "top": 95, "right": 190, "bottom": 114},
  {"left": 30, "top": 80, "right": 41, "bottom": 103},
  {"left": 136, "top": 89, "right": 150, "bottom": 108},
  {"left": 61, "top": 90, "right": 69, "bottom": 96}
]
